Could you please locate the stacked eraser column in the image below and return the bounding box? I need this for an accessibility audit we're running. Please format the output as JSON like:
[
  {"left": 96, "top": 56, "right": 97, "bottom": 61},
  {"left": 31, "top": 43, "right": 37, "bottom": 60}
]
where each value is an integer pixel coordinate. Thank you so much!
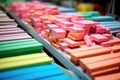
[
  {"left": 72, "top": 11, "right": 120, "bottom": 38},
  {"left": 0, "top": 9, "right": 78, "bottom": 80},
  {"left": 8, "top": 1, "right": 120, "bottom": 80},
  {"left": 92, "top": 16, "right": 120, "bottom": 38}
]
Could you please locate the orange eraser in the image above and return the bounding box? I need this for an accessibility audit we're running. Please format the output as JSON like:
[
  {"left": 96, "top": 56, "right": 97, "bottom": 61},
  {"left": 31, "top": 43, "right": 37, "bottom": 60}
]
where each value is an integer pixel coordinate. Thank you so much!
[
  {"left": 109, "top": 45, "right": 120, "bottom": 53},
  {"left": 108, "top": 38, "right": 120, "bottom": 45},
  {"left": 71, "top": 57, "right": 80, "bottom": 65},
  {"left": 79, "top": 53, "right": 120, "bottom": 71},
  {"left": 94, "top": 72, "right": 120, "bottom": 80},
  {"left": 71, "top": 47, "right": 111, "bottom": 59},
  {"left": 80, "top": 52, "right": 120, "bottom": 75},
  {"left": 67, "top": 45, "right": 103, "bottom": 55},
  {"left": 63, "top": 38, "right": 80, "bottom": 48},
  {"left": 86, "top": 57, "right": 120, "bottom": 73},
  {"left": 70, "top": 47, "right": 111, "bottom": 65},
  {"left": 80, "top": 52, "right": 120, "bottom": 65},
  {"left": 67, "top": 32, "right": 84, "bottom": 40},
  {"left": 91, "top": 67, "right": 119, "bottom": 78}
]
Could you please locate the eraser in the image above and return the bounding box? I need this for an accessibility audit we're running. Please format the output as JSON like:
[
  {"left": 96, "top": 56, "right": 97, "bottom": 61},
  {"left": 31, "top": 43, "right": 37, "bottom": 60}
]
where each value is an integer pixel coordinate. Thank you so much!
[
  {"left": 84, "top": 35, "right": 95, "bottom": 46},
  {"left": 94, "top": 72, "right": 120, "bottom": 80},
  {"left": 86, "top": 57, "right": 120, "bottom": 72},
  {"left": 68, "top": 27, "right": 85, "bottom": 33},
  {"left": 63, "top": 38, "right": 80, "bottom": 48},
  {"left": 90, "top": 34, "right": 109, "bottom": 43}
]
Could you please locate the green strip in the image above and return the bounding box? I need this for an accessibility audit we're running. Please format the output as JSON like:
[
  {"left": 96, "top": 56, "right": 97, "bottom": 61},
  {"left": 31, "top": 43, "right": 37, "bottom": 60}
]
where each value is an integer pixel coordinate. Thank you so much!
[
  {"left": 0, "top": 39, "right": 41, "bottom": 48},
  {"left": 0, "top": 43, "right": 43, "bottom": 58},
  {"left": 0, "top": 39, "right": 37, "bottom": 45}
]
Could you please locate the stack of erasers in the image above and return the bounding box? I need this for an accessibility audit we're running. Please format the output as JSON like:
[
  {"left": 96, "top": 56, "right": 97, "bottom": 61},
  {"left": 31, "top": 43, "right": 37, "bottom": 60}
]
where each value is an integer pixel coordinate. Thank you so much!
[
  {"left": 0, "top": 9, "right": 31, "bottom": 42},
  {"left": 93, "top": 16, "right": 120, "bottom": 31},
  {"left": 8, "top": 1, "right": 60, "bottom": 22},
  {"left": 8, "top": 1, "right": 120, "bottom": 80},
  {"left": 72, "top": 12, "right": 120, "bottom": 37}
]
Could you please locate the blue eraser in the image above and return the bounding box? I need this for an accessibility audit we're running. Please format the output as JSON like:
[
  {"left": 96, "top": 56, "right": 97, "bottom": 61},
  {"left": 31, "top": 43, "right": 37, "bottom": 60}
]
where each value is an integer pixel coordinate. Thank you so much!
[{"left": 93, "top": 16, "right": 114, "bottom": 22}]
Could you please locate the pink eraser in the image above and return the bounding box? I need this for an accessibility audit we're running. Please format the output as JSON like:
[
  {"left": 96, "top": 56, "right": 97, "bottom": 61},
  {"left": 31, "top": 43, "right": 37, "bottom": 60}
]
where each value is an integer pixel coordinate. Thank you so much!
[
  {"left": 96, "top": 25, "right": 106, "bottom": 30},
  {"left": 103, "top": 34, "right": 112, "bottom": 39},
  {"left": 0, "top": 29, "right": 24, "bottom": 35},
  {"left": 84, "top": 34, "right": 95, "bottom": 46},
  {"left": 51, "top": 28, "right": 66, "bottom": 38},
  {"left": 72, "top": 18, "right": 84, "bottom": 23},
  {"left": 32, "top": 18, "right": 42, "bottom": 24},
  {"left": 68, "top": 27, "right": 85, "bottom": 33},
  {"left": 61, "top": 21, "right": 74, "bottom": 27},
  {"left": 96, "top": 25, "right": 107, "bottom": 34},
  {"left": 47, "top": 24, "right": 59, "bottom": 29},
  {"left": 61, "top": 26, "right": 68, "bottom": 31},
  {"left": 74, "top": 24, "right": 83, "bottom": 28},
  {"left": 90, "top": 34, "right": 109, "bottom": 43},
  {"left": 0, "top": 33, "right": 31, "bottom": 41},
  {"left": 72, "top": 14, "right": 84, "bottom": 20},
  {"left": 75, "top": 20, "right": 99, "bottom": 28},
  {"left": 100, "top": 41, "right": 113, "bottom": 47},
  {"left": 33, "top": 23, "right": 42, "bottom": 28},
  {"left": 40, "top": 31, "right": 47, "bottom": 38},
  {"left": 0, "top": 28, "right": 21, "bottom": 32},
  {"left": 60, "top": 42, "right": 69, "bottom": 48}
]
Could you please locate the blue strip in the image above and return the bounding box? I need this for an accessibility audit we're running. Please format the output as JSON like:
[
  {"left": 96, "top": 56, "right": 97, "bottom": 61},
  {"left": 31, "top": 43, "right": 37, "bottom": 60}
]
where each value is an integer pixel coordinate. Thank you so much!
[
  {"left": 6, "top": 68, "right": 63, "bottom": 80},
  {"left": 70, "top": 78, "right": 79, "bottom": 80},
  {"left": 59, "top": 7, "right": 76, "bottom": 12},
  {"left": 100, "top": 21, "right": 120, "bottom": 24},
  {"left": 39, "top": 74, "right": 71, "bottom": 80},
  {"left": 93, "top": 16, "right": 114, "bottom": 22},
  {"left": 0, "top": 64, "right": 58, "bottom": 79}
]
